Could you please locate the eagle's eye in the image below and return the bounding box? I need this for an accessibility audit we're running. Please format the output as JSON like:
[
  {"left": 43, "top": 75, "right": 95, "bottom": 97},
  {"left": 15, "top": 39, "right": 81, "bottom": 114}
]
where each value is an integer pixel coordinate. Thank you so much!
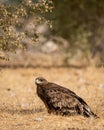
[{"left": 40, "top": 79, "right": 43, "bottom": 82}]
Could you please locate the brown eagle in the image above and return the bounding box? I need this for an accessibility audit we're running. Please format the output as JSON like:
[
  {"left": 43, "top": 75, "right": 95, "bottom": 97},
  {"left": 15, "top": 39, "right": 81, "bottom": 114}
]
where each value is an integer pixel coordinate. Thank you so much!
[{"left": 35, "top": 77, "right": 97, "bottom": 118}]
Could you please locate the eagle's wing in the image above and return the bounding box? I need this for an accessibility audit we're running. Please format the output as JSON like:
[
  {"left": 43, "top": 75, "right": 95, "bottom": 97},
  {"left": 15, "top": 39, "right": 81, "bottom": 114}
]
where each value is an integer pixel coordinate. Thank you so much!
[
  {"left": 44, "top": 84, "right": 80, "bottom": 115},
  {"left": 46, "top": 88, "right": 78, "bottom": 107},
  {"left": 44, "top": 83, "right": 97, "bottom": 117}
]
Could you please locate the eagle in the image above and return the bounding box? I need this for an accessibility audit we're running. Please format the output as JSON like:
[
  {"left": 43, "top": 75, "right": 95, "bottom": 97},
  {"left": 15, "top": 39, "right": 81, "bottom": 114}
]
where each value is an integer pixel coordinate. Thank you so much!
[{"left": 35, "top": 77, "right": 97, "bottom": 118}]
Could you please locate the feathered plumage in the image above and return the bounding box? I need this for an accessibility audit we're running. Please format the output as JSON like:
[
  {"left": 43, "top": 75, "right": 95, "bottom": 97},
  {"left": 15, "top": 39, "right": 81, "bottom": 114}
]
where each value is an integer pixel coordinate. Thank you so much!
[{"left": 35, "top": 77, "right": 97, "bottom": 118}]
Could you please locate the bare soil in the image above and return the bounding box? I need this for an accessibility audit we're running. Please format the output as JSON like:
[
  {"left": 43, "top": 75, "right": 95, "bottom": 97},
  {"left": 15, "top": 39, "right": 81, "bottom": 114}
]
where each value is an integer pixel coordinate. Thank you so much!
[{"left": 0, "top": 67, "right": 104, "bottom": 130}]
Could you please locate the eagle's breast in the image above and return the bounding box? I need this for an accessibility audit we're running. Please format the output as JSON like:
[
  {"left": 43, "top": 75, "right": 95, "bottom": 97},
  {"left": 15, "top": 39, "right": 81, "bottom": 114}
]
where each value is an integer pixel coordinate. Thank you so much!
[{"left": 37, "top": 85, "right": 45, "bottom": 100}]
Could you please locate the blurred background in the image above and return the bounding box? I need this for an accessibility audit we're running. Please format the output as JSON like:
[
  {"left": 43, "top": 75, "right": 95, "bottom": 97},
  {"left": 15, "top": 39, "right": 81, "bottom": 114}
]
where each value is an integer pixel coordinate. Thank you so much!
[
  {"left": 0, "top": 0, "right": 104, "bottom": 67},
  {"left": 0, "top": 1, "right": 104, "bottom": 130}
]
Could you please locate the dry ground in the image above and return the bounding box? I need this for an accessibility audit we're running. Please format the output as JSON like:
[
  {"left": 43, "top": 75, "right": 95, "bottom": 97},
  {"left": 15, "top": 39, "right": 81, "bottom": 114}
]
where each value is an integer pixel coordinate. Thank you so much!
[{"left": 0, "top": 67, "right": 104, "bottom": 130}]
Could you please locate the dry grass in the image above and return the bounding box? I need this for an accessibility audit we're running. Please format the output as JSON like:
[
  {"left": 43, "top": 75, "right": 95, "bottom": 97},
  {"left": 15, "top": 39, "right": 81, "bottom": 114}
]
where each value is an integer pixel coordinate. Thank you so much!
[{"left": 0, "top": 67, "right": 104, "bottom": 130}]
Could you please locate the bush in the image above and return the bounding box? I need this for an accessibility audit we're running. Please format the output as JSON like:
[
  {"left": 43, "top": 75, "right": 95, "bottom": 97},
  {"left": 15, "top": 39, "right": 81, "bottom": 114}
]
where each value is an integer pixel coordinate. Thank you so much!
[{"left": 0, "top": 0, "right": 53, "bottom": 60}]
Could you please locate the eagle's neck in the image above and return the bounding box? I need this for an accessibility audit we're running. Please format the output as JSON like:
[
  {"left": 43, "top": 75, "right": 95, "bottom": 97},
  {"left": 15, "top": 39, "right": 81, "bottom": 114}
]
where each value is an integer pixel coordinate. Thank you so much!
[{"left": 37, "top": 85, "right": 46, "bottom": 99}]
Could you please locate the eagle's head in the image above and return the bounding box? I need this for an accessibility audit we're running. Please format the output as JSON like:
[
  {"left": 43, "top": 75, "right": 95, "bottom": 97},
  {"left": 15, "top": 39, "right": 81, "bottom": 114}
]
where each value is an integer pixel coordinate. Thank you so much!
[{"left": 35, "top": 77, "right": 48, "bottom": 85}]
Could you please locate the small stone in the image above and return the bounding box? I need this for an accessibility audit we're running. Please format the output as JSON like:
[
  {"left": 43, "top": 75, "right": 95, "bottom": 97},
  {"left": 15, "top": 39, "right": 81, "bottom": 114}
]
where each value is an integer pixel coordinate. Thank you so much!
[
  {"left": 98, "top": 84, "right": 104, "bottom": 89},
  {"left": 34, "top": 117, "right": 43, "bottom": 122}
]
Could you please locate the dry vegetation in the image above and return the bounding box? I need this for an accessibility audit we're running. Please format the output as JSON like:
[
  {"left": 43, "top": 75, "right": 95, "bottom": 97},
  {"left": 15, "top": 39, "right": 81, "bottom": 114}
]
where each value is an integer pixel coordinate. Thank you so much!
[{"left": 0, "top": 66, "right": 104, "bottom": 130}]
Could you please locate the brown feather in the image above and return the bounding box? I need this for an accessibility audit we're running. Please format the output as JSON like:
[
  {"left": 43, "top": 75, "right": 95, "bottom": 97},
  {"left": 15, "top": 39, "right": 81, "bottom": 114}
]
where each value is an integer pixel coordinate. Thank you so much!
[{"left": 35, "top": 77, "right": 98, "bottom": 118}]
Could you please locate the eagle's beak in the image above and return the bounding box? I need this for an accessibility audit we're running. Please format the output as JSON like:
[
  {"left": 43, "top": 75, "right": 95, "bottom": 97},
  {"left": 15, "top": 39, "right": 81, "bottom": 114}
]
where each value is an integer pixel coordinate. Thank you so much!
[{"left": 35, "top": 78, "right": 41, "bottom": 85}]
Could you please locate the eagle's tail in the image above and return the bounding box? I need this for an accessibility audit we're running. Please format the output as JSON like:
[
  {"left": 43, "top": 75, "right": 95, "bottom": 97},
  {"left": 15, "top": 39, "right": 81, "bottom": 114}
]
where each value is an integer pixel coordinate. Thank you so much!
[
  {"left": 83, "top": 104, "right": 98, "bottom": 118},
  {"left": 77, "top": 96, "right": 98, "bottom": 118}
]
